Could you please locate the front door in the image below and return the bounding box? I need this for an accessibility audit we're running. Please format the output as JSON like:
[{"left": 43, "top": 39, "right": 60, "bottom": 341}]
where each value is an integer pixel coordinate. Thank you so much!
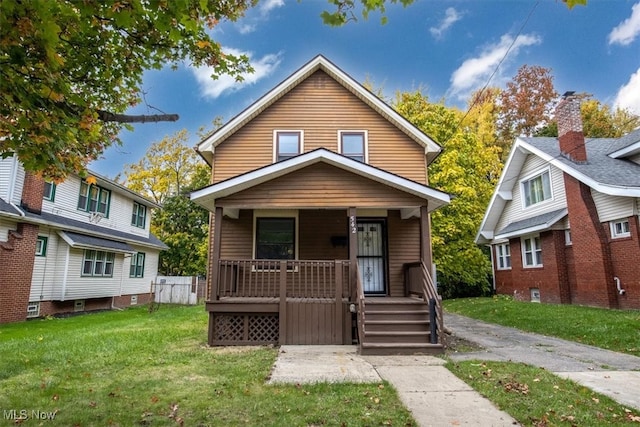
[{"left": 357, "top": 220, "right": 387, "bottom": 294}]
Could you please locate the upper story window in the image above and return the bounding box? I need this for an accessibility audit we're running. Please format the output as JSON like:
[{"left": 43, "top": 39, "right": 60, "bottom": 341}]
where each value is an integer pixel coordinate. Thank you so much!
[
  {"left": 496, "top": 243, "right": 511, "bottom": 270},
  {"left": 78, "top": 181, "right": 110, "bottom": 216},
  {"left": 43, "top": 182, "right": 56, "bottom": 201},
  {"left": 521, "top": 235, "right": 542, "bottom": 268},
  {"left": 339, "top": 131, "right": 367, "bottom": 162},
  {"left": 131, "top": 202, "right": 147, "bottom": 228},
  {"left": 521, "top": 169, "right": 552, "bottom": 208},
  {"left": 82, "top": 249, "right": 115, "bottom": 277},
  {"left": 274, "top": 131, "right": 303, "bottom": 162},
  {"left": 610, "top": 219, "right": 630, "bottom": 239},
  {"left": 35, "top": 236, "right": 48, "bottom": 257}
]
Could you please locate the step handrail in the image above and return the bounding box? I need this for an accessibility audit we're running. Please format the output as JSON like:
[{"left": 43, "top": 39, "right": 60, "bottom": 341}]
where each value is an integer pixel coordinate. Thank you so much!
[
  {"left": 356, "top": 264, "right": 365, "bottom": 353},
  {"left": 420, "top": 261, "right": 442, "bottom": 344}
]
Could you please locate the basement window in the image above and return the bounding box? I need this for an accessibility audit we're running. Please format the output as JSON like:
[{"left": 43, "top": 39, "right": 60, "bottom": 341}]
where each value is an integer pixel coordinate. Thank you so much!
[
  {"left": 27, "top": 302, "right": 40, "bottom": 318},
  {"left": 74, "top": 300, "right": 85, "bottom": 312}
]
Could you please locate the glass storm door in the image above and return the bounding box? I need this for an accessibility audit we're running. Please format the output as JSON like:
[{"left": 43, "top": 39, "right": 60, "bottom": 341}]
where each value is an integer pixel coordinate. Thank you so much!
[{"left": 357, "top": 221, "right": 386, "bottom": 294}]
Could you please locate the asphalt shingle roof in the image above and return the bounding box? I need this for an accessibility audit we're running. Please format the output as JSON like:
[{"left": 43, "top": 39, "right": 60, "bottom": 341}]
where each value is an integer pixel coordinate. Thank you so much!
[{"left": 497, "top": 208, "right": 567, "bottom": 236}]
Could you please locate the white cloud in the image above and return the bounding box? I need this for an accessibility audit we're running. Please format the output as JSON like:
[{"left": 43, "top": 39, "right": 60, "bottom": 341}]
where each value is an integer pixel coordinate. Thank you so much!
[
  {"left": 191, "top": 49, "right": 282, "bottom": 99},
  {"left": 608, "top": 1, "right": 640, "bottom": 46},
  {"left": 260, "top": 0, "right": 285, "bottom": 14},
  {"left": 238, "top": 23, "right": 256, "bottom": 34},
  {"left": 429, "top": 7, "right": 462, "bottom": 39},
  {"left": 613, "top": 67, "right": 640, "bottom": 115},
  {"left": 448, "top": 33, "right": 541, "bottom": 100}
]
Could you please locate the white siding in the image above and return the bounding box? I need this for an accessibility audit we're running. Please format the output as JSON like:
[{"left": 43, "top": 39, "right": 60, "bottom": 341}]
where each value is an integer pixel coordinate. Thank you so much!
[
  {"left": 30, "top": 227, "right": 60, "bottom": 301},
  {"left": 61, "top": 248, "right": 125, "bottom": 300},
  {"left": 0, "top": 217, "right": 17, "bottom": 241},
  {"left": 119, "top": 246, "right": 160, "bottom": 295},
  {"left": 495, "top": 155, "right": 567, "bottom": 233},
  {"left": 0, "top": 156, "right": 14, "bottom": 200},
  {"left": 591, "top": 189, "right": 636, "bottom": 222}
]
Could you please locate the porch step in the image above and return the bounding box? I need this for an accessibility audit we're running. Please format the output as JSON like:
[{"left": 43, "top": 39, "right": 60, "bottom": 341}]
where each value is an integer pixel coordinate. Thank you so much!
[
  {"left": 365, "top": 320, "right": 429, "bottom": 332},
  {"left": 360, "top": 342, "right": 444, "bottom": 356},
  {"left": 363, "top": 330, "right": 430, "bottom": 343}
]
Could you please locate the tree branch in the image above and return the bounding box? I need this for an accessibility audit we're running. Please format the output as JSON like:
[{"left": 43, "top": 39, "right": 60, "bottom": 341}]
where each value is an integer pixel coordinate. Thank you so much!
[{"left": 97, "top": 110, "right": 179, "bottom": 123}]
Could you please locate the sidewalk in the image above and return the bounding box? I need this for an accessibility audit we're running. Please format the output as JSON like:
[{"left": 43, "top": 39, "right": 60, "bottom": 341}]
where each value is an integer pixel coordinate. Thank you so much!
[
  {"left": 268, "top": 345, "right": 518, "bottom": 426},
  {"left": 445, "top": 312, "right": 640, "bottom": 411}
]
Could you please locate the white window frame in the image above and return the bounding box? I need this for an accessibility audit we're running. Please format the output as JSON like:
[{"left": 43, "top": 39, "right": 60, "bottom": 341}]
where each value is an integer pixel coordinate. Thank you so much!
[
  {"left": 565, "top": 229, "right": 572, "bottom": 246},
  {"left": 337, "top": 130, "right": 368, "bottom": 163},
  {"left": 273, "top": 130, "right": 304, "bottom": 163},
  {"left": 81, "top": 249, "right": 115, "bottom": 277},
  {"left": 131, "top": 202, "right": 147, "bottom": 228},
  {"left": 520, "top": 167, "right": 553, "bottom": 208},
  {"left": 496, "top": 243, "right": 511, "bottom": 270},
  {"left": 610, "top": 219, "right": 630, "bottom": 239},
  {"left": 130, "top": 252, "right": 146, "bottom": 278},
  {"left": 27, "top": 301, "right": 40, "bottom": 318},
  {"left": 521, "top": 235, "right": 543, "bottom": 268},
  {"left": 253, "top": 210, "right": 299, "bottom": 263}
]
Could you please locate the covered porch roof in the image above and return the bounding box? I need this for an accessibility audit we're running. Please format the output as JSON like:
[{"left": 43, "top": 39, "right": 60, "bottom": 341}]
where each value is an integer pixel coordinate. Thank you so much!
[{"left": 190, "top": 149, "right": 450, "bottom": 214}]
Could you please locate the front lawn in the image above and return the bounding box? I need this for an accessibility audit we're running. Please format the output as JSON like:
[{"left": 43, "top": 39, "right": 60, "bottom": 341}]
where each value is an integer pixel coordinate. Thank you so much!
[
  {"left": 444, "top": 296, "right": 640, "bottom": 357},
  {"left": 0, "top": 305, "right": 413, "bottom": 426}
]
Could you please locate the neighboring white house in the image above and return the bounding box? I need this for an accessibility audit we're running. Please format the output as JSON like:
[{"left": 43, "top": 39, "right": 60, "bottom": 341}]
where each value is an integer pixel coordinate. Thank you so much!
[{"left": 0, "top": 155, "right": 167, "bottom": 322}]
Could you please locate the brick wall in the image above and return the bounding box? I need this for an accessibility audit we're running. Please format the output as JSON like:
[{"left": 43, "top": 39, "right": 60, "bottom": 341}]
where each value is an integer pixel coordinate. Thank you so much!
[
  {"left": 608, "top": 215, "right": 640, "bottom": 309},
  {"left": 20, "top": 172, "right": 44, "bottom": 214},
  {"left": 0, "top": 223, "right": 39, "bottom": 323}
]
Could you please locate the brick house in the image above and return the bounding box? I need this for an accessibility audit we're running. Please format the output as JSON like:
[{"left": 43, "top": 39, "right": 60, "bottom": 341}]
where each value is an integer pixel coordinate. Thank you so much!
[
  {"left": 190, "top": 55, "right": 451, "bottom": 354},
  {"left": 477, "top": 93, "right": 640, "bottom": 309},
  {"left": 0, "top": 158, "right": 167, "bottom": 323}
]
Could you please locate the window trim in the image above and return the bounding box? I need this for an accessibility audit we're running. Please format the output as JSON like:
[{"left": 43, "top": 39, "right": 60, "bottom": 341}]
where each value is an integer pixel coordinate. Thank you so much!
[
  {"left": 338, "top": 130, "right": 368, "bottom": 163},
  {"left": 35, "top": 236, "right": 48, "bottom": 257},
  {"left": 610, "top": 219, "right": 631, "bottom": 239},
  {"left": 495, "top": 243, "right": 511, "bottom": 270},
  {"left": 521, "top": 235, "right": 543, "bottom": 268},
  {"left": 43, "top": 182, "right": 56, "bottom": 202},
  {"left": 273, "top": 130, "right": 304, "bottom": 162},
  {"left": 520, "top": 167, "right": 553, "bottom": 209},
  {"left": 253, "top": 210, "right": 299, "bottom": 261},
  {"left": 81, "top": 249, "right": 115, "bottom": 277},
  {"left": 77, "top": 181, "right": 111, "bottom": 217},
  {"left": 130, "top": 252, "right": 146, "bottom": 278},
  {"left": 131, "top": 202, "right": 147, "bottom": 228}
]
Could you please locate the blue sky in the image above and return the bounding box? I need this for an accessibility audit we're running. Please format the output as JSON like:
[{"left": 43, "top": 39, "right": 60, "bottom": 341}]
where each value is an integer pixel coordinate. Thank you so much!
[{"left": 90, "top": 0, "right": 640, "bottom": 179}]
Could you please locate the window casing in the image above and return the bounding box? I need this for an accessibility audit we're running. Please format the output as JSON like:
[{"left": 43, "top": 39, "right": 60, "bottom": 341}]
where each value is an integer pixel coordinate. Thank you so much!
[
  {"left": 274, "top": 131, "right": 303, "bottom": 162},
  {"left": 27, "top": 302, "right": 40, "bottom": 318},
  {"left": 43, "top": 182, "right": 56, "bottom": 201},
  {"left": 78, "top": 181, "right": 110, "bottom": 216},
  {"left": 82, "top": 250, "right": 115, "bottom": 277},
  {"left": 521, "top": 235, "right": 543, "bottom": 268},
  {"left": 131, "top": 202, "right": 147, "bottom": 228},
  {"left": 610, "top": 219, "right": 630, "bottom": 239},
  {"left": 496, "top": 243, "right": 511, "bottom": 270},
  {"left": 35, "top": 236, "right": 48, "bottom": 257},
  {"left": 255, "top": 218, "right": 296, "bottom": 260},
  {"left": 339, "top": 131, "right": 367, "bottom": 162},
  {"left": 521, "top": 169, "right": 552, "bottom": 208},
  {"left": 130, "top": 252, "right": 145, "bottom": 278}
]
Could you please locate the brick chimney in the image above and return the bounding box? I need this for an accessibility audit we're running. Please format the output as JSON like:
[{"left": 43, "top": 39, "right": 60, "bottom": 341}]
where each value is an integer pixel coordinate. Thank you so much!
[
  {"left": 556, "top": 91, "right": 587, "bottom": 163},
  {"left": 20, "top": 172, "right": 44, "bottom": 214}
]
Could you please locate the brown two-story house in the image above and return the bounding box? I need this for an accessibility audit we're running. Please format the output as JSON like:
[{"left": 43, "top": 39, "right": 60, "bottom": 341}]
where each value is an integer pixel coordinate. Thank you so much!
[{"left": 191, "top": 55, "right": 450, "bottom": 354}]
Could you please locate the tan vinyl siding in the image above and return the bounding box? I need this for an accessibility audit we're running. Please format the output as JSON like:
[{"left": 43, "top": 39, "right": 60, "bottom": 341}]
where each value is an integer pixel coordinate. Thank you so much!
[
  {"left": 299, "top": 210, "right": 348, "bottom": 260},
  {"left": 213, "top": 70, "right": 427, "bottom": 184},
  {"left": 216, "top": 163, "right": 426, "bottom": 209},
  {"left": 591, "top": 189, "right": 636, "bottom": 222},
  {"left": 387, "top": 211, "right": 420, "bottom": 297},
  {"left": 495, "top": 157, "right": 567, "bottom": 233}
]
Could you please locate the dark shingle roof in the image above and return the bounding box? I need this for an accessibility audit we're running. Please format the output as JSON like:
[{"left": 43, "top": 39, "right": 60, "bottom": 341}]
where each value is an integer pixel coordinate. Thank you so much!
[
  {"left": 497, "top": 208, "right": 567, "bottom": 237},
  {"left": 0, "top": 198, "right": 21, "bottom": 215},
  {"left": 61, "top": 231, "right": 135, "bottom": 252}
]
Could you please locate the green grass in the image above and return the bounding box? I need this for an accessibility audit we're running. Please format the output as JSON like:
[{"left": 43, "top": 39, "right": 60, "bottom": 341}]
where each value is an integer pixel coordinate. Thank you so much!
[
  {"left": 444, "top": 295, "right": 640, "bottom": 357},
  {"left": 447, "top": 360, "right": 640, "bottom": 426},
  {"left": 0, "top": 305, "right": 414, "bottom": 426}
]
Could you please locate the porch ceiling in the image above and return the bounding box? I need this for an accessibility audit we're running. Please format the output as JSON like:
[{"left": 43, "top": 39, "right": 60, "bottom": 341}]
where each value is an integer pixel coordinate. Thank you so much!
[{"left": 191, "top": 149, "right": 450, "bottom": 212}]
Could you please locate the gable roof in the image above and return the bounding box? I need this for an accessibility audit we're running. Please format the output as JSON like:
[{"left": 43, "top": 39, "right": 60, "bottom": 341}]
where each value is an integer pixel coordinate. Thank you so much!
[
  {"left": 196, "top": 55, "right": 442, "bottom": 164},
  {"left": 476, "top": 130, "right": 640, "bottom": 244},
  {"left": 190, "top": 148, "right": 450, "bottom": 213}
]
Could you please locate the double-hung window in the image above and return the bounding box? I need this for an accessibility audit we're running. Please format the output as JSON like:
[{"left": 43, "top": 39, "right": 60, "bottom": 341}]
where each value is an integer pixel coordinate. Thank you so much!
[
  {"left": 522, "top": 169, "right": 551, "bottom": 208},
  {"left": 521, "top": 235, "right": 543, "bottom": 268},
  {"left": 78, "top": 181, "right": 110, "bottom": 216},
  {"left": 339, "top": 131, "right": 367, "bottom": 162},
  {"left": 130, "top": 252, "right": 145, "bottom": 278},
  {"left": 255, "top": 218, "right": 296, "bottom": 260},
  {"left": 82, "top": 250, "right": 115, "bottom": 277},
  {"left": 131, "top": 202, "right": 147, "bottom": 228},
  {"left": 35, "top": 236, "right": 48, "bottom": 257},
  {"left": 610, "top": 219, "right": 630, "bottom": 239},
  {"left": 496, "top": 243, "right": 511, "bottom": 270},
  {"left": 43, "top": 182, "right": 56, "bottom": 201},
  {"left": 274, "top": 131, "right": 302, "bottom": 162}
]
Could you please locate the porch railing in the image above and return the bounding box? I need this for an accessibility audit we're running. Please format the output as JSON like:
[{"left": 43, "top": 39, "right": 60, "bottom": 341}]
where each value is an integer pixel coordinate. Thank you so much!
[
  {"left": 403, "top": 261, "right": 443, "bottom": 344},
  {"left": 216, "top": 259, "right": 351, "bottom": 299}
]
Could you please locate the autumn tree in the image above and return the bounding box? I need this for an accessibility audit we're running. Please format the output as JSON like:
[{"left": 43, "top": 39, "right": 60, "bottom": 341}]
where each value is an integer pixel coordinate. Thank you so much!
[
  {"left": 497, "top": 65, "right": 558, "bottom": 156},
  {"left": 394, "top": 91, "right": 502, "bottom": 297}
]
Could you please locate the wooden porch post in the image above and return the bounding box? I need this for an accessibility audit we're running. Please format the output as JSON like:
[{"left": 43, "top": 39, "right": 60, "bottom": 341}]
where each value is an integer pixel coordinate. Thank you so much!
[
  {"left": 279, "top": 260, "right": 287, "bottom": 345},
  {"left": 210, "top": 206, "right": 223, "bottom": 302},
  {"left": 420, "top": 204, "right": 433, "bottom": 272},
  {"left": 348, "top": 207, "right": 358, "bottom": 301},
  {"left": 334, "top": 260, "right": 343, "bottom": 344}
]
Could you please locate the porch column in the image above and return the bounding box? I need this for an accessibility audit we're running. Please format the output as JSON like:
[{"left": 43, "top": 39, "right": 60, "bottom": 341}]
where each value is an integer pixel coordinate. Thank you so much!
[
  {"left": 348, "top": 207, "right": 358, "bottom": 301},
  {"left": 209, "top": 206, "right": 223, "bottom": 302},
  {"left": 420, "top": 205, "right": 433, "bottom": 271}
]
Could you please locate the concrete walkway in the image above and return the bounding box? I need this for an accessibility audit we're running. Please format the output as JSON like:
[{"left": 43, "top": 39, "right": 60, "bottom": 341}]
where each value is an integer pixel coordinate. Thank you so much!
[
  {"left": 446, "top": 313, "right": 640, "bottom": 411},
  {"left": 268, "top": 345, "right": 518, "bottom": 426}
]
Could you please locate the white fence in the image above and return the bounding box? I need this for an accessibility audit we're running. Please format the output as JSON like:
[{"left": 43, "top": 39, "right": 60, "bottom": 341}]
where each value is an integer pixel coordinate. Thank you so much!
[{"left": 153, "top": 276, "right": 205, "bottom": 305}]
